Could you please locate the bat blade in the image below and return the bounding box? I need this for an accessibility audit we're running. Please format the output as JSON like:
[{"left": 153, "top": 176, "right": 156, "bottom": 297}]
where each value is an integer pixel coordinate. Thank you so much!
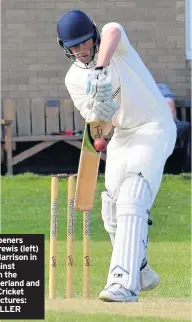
[{"left": 74, "top": 121, "right": 104, "bottom": 211}]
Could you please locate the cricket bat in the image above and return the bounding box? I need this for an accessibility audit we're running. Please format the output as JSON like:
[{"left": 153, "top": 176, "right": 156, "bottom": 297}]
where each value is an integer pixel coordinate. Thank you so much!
[{"left": 74, "top": 121, "right": 105, "bottom": 211}]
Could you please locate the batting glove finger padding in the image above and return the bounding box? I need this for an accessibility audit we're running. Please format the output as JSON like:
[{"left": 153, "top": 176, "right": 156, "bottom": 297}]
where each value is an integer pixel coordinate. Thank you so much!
[
  {"left": 86, "top": 68, "right": 113, "bottom": 102},
  {"left": 86, "top": 99, "right": 119, "bottom": 122}
]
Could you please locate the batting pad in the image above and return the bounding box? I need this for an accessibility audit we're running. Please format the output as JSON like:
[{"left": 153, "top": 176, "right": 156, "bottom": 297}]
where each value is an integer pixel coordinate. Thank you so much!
[
  {"left": 105, "top": 173, "right": 152, "bottom": 295},
  {"left": 101, "top": 191, "right": 117, "bottom": 235}
]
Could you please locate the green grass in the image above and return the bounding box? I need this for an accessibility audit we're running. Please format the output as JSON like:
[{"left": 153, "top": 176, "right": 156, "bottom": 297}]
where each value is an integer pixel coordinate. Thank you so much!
[
  {"left": 43, "top": 241, "right": 190, "bottom": 299},
  {"left": 5, "top": 313, "right": 181, "bottom": 322},
  {"left": 1, "top": 173, "right": 191, "bottom": 242},
  {"left": 1, "top": 173, "right": 191, "bottom": 322}
]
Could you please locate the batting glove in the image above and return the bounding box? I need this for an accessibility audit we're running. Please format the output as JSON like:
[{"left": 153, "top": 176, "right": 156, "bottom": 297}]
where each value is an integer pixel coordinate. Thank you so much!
[
  {"left": 86, "top": 67, "right": 113, "bottom": 102},
  {"left": 85, "top": 98, "right": 119, "bottom": 122}
]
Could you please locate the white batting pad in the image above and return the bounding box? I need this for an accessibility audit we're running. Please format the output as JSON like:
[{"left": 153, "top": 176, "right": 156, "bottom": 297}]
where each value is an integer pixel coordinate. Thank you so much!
[
  {"left": 105, "top": 173, "right": 152, "bottom": 295},
  {"left": 101, "top": 191, "right": 117, "bottom": 235},
  {"left": 109, "top": 233, "right": 115, "bottom": 247}
]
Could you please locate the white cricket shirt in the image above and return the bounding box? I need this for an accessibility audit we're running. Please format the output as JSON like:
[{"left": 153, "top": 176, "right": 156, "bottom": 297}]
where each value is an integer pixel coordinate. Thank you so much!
[{"left": 65, "top": 22, "right": 175, "bottom": 131}]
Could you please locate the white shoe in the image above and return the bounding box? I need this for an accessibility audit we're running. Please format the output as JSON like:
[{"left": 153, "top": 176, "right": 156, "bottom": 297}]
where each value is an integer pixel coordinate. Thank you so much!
[
  {"left": 140, "top": 264, "right": 160, "bottom": 291},
  {"left": 99, "top": 284, "right": 138, "bottom": 302}
]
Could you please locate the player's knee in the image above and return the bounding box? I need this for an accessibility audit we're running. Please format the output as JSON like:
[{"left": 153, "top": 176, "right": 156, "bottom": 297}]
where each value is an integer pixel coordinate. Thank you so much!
[
  {"left": 116, "top": 173, "right": 152, "bottom": 220},
  {"left": 101, "top": 191, "right": 117, "bottom": 234}
]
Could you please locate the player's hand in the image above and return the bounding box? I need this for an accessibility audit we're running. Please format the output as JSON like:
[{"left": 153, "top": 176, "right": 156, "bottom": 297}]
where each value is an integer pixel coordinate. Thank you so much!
[
  {"left": 86, "top": 68, "right": 113, "bottom": 102},
  {"left": 85, "top": 98, "right": 119, "bottom": 122}
]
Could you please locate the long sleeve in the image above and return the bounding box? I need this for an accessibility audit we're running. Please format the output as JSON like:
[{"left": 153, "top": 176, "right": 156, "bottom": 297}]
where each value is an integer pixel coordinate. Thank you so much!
[
  {"left": 65, "top": 75, "right": 92, "bottom": 120},
  {"left": 101, "top": 22, "right": 130, "bottom": 56}
]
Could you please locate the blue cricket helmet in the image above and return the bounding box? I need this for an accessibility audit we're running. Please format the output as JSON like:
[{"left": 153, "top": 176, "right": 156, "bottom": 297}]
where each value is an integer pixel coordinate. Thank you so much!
[
  {"left": 57, "top": 10, "right": 95, "bottom": 48},
  {"left": 56, "top": 10, "right": 100, "bottom": 67}
]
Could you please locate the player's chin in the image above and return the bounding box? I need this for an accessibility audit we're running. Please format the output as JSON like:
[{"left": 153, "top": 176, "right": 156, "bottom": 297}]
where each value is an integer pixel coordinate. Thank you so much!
[{"left": 78, "top": 56, "right": 92, "bottom": 64}]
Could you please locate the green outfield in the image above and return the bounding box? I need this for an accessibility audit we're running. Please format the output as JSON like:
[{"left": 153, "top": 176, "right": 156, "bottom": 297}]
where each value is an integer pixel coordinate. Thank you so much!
[{"left": 1, "top": 174, "right": 191, "bottom": 322}]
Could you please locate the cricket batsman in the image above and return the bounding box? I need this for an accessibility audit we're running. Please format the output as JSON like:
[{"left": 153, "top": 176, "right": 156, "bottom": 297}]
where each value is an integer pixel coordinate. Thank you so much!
[{"left": 56, "top": 10, "right": 177, "bottom": 302}]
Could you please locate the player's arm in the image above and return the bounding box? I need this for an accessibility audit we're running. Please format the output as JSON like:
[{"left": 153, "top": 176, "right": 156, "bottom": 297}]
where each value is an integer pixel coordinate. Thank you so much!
[
  {"left": 65, "top": 78, "right": 113, "bottom": 136},
  {"left": 96, "top": 26, "right": 121, "bottom": 68},
  {"left": 86, "top": 23, "right": 129, "bottom": 121},
  {"left": 65, "top": 77, "right": 92, "bottom": 120},
  {"left": 100, "top": 22, "right": 130, "bottom": 57},
  {"left": 65, "top": 75, "right": 117, "bottom": 125}
]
